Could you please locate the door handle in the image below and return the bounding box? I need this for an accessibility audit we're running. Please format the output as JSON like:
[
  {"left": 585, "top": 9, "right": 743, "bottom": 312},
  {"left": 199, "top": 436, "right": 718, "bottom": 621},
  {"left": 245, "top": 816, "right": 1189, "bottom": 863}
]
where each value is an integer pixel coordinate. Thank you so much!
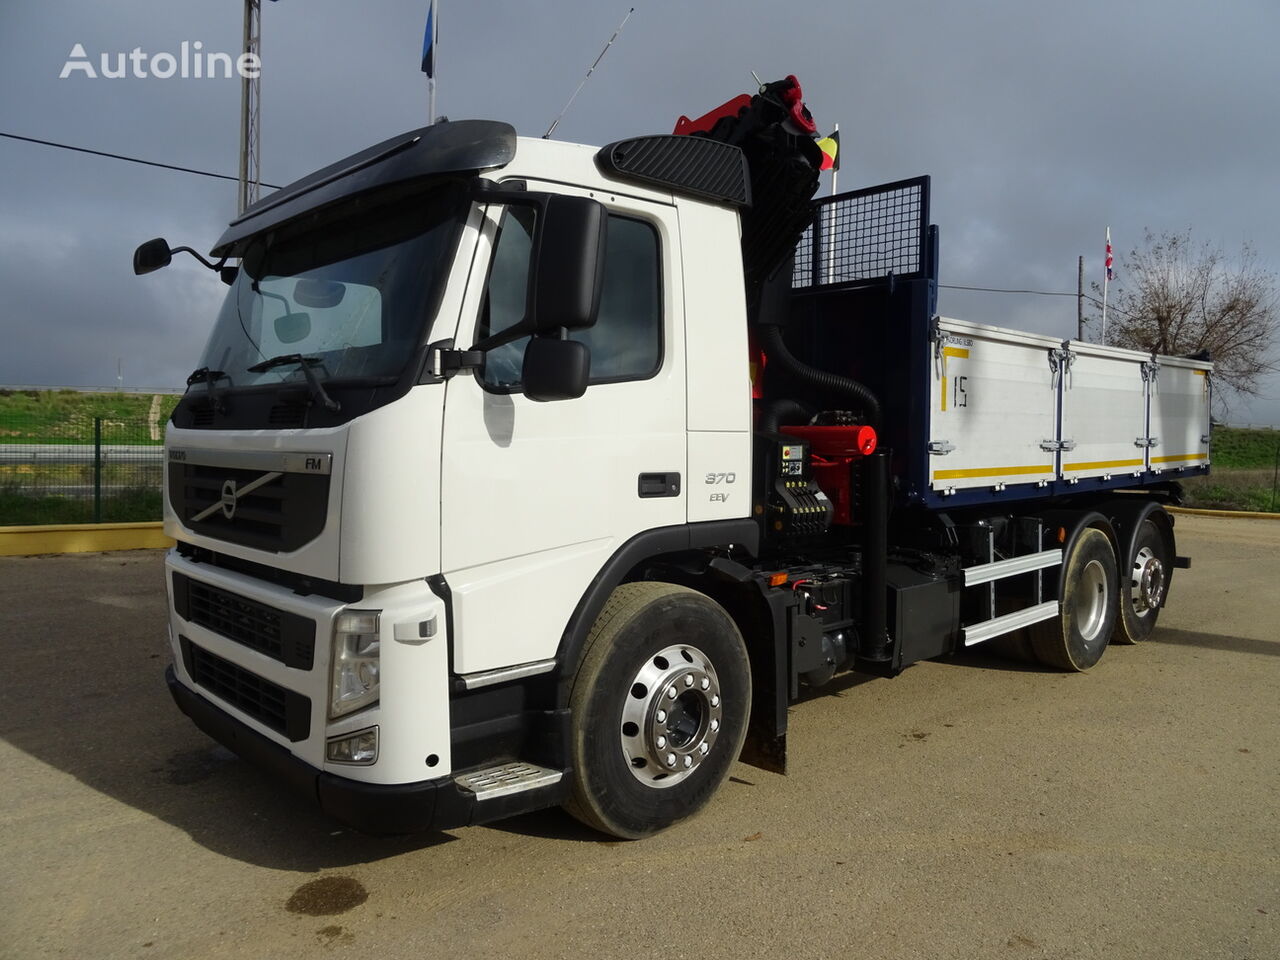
[{"left": 638, "top": 473, "right": 681, "bottom": 498}]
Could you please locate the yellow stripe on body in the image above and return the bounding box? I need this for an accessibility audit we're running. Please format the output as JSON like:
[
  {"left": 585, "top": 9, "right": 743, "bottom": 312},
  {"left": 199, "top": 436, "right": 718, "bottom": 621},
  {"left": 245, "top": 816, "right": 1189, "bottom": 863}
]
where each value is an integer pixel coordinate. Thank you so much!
[
  {"left": 933, "top": 464, "right": 1054, "bottom": 481},
  {"left": 1151, "top": 453, "right": 1208, "bottom": 464},
  {"left": 1063, "top": 458, "right": 1145, "bottom": 471}
]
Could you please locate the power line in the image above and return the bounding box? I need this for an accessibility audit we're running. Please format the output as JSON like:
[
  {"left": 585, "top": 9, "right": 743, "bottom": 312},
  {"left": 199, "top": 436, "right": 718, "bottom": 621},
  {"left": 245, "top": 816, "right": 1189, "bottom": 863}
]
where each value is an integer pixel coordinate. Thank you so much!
[
  {"left": 940, "top": 283, "right": 1075, "bottom": 298},
  {"left": 940, "top": 281, "right": 1140, "bottom": 321},
  {"left": 0, "top": 130, "right": 281, "bottom": 189}
]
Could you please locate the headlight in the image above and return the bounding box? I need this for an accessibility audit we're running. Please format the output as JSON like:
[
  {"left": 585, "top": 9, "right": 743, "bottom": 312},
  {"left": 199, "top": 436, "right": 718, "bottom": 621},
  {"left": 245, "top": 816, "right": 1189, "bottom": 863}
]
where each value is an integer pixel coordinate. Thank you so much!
[{"left": 330, "top": 609, "right": 381, "bottom": 719}]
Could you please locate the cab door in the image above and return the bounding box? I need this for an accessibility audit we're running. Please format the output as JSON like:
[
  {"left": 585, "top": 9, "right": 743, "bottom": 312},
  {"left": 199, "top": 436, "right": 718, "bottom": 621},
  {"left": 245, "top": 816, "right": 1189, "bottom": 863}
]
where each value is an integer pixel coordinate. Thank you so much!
[{"left": 439, "top": 187, "right": 686, "bottom": 675}]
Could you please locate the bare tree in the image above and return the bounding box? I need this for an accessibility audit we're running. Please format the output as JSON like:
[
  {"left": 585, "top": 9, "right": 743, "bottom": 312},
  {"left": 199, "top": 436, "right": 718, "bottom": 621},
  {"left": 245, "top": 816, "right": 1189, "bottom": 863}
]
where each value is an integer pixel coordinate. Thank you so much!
[{"left": 1091, "top": 229, "right": 1278, "bottom": 404}]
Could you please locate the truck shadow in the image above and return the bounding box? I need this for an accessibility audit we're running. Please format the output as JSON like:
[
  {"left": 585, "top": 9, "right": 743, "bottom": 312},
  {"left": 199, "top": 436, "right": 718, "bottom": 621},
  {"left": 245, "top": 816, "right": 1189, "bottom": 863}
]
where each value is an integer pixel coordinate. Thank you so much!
[
  {"left": 1148, "top": 626, "right": 1280, "bottom": 658},
  {"left": 0, "top": 552, "right": 457, "bottom": 871}
]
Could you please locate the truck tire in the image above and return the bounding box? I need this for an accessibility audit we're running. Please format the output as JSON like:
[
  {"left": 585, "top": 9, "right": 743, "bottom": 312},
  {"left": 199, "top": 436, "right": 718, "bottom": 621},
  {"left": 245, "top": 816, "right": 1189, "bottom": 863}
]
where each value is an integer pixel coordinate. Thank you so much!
[
  {"left": 1113, "top": 517, "right": 1171, "bottom": 644},
  {"left": 1030, "top": 527, "right": 1118, "bottom": 672},
  {"left": 564, "top": 582, "right": 751, "bottom": 839}
]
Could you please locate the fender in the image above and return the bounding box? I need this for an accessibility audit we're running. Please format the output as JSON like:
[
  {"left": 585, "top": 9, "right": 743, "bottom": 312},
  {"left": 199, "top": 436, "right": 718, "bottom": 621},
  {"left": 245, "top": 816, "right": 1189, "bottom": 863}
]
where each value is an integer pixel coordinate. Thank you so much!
[
  {"left": 1034, "top": 508, "right": 1118, "bottom": 603},
  {"left": 551, "top": 518, "right": 760, "bottom": 704},
  {"left": 1098, "top": 499, "right": 1178, "bottom": 606}
]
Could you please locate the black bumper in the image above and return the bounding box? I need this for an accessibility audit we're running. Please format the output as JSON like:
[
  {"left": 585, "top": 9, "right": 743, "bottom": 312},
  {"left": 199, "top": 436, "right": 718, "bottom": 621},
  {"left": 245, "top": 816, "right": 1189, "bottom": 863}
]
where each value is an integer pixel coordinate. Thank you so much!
[{"left": 165, "top": 665, "right": 475, "bottom": 835}]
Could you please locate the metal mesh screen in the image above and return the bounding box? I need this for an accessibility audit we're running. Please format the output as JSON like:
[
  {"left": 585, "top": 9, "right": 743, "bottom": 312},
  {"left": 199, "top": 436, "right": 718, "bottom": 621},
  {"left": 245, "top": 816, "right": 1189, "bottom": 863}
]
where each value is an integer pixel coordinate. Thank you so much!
[
  {"left": 793, "top": 177, "right": 929, "bottom": 288},
  {"left": 0, "top": 409, "right": 169, "bottom": 525}
]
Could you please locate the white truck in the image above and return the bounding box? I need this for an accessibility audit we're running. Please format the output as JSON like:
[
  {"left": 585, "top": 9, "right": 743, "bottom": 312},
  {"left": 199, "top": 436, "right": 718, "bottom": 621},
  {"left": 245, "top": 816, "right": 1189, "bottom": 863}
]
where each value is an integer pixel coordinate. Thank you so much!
[{"left": 137, "top": 77, "right": 1211, "bottom": 838}]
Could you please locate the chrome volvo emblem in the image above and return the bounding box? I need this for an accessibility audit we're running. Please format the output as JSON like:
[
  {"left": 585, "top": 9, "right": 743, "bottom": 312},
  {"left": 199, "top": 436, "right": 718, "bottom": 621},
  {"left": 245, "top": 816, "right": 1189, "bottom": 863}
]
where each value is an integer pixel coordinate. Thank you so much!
[
  {"left": 220, "top": 479, "right": 238, "bottom": 519},
  {"left": 190, "top": 470, "right": 283, "bottom": 523}
]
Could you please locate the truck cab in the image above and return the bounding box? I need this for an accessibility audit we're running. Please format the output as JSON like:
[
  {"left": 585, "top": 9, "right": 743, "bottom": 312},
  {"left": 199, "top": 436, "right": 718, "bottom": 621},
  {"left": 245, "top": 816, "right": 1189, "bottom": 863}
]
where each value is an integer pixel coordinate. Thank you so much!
[{"left": 161, "top": 120, "right": 761, "bottom": 834}]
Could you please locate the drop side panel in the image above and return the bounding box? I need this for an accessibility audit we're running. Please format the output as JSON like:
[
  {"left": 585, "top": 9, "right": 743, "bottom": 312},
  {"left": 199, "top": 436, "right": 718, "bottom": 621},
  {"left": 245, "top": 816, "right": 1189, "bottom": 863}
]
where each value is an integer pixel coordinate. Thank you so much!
[
  {"left": 928, "top": 318, "right": 1059, "bottom": 493},
  {"left": 1060, "top": 341, "right": 1148, "bottom": 481}
]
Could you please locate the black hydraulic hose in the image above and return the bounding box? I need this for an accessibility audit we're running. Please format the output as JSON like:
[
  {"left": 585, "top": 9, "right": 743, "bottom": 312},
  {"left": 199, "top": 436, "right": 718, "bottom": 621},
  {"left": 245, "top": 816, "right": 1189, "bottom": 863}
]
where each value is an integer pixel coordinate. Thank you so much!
[
  {"left": 759, "top": 324, "right": 881, "bottom": 428},
  {"left": 760, "top": 398, "right": 813, "bottom": 433},
  {"left": 859, "top": 451, "right": 891, "bottom": 662}
]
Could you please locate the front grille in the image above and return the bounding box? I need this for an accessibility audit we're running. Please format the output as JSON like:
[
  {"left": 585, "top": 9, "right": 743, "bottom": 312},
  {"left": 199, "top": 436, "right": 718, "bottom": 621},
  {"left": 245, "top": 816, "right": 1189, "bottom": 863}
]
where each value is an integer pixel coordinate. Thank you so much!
[
  {"left": 168, "top": 462, "right": 329, "bottom": 552},
  {"left": 268, "top": 402, "right": 307, "bottom": 427},
  {"left": 180, "top": 637, "right": 311, "bottom": 742},
  {"left": 172, "top": 573, "right": 315, "bottom": 669}
]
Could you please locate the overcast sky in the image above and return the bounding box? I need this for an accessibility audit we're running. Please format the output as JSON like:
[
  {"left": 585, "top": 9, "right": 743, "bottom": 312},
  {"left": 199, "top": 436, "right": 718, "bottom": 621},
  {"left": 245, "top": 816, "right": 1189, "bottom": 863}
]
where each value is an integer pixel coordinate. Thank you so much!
[{"left": 2, "top": 0, "right": 1277, "bottom": 422}]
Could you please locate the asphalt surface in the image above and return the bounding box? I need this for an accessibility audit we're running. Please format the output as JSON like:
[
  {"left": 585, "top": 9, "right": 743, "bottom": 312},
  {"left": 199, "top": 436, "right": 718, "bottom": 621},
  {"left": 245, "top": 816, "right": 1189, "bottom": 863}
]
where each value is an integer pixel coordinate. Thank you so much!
[{"left": 0, "top": 514, "right": 1276, "bottom": 960}]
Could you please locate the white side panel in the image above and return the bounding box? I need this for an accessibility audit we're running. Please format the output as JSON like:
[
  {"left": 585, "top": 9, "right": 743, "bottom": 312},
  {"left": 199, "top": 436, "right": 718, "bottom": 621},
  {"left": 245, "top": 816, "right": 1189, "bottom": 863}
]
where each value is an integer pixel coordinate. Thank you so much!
[
  {"left": 447, "top": 539, "right": 616, "bottom": 670},
  {"left": 340, "top": 386, "right": 444, "bottom": 586},
  {"left": 677, "top": 198, "right": 752, "bottom": 525},
  {"left": 1150, "top": 357, "right": 1213, "bottom": 473},
  {"left": 678, "top": 201, "right": 750, "bottom": 433},
  {"left": 929, "top": 318, "right": 1059, "bottom": 492},
  {"left": 687, "top": 430, "right": 752, "bottom": 523},
  {"left": 1060, "top": 341, "right": 1148, "bottom": 480}
]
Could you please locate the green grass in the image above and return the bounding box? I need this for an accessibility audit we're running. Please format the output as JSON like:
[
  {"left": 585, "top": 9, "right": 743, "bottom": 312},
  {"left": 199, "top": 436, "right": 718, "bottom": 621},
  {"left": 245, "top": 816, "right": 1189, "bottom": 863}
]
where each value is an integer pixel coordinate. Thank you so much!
[
  {"left": 0, "top": 488, "right": 163, "bottom": 525},
  {"left": 0, "top": 389, "right": 180, "bottom": 445},
  {"left": 1210, "top": 426, "right": 1280, "bottom": 469},
  {"left": 1182, "top": 468, "right": 1279, "bottom": 513}
]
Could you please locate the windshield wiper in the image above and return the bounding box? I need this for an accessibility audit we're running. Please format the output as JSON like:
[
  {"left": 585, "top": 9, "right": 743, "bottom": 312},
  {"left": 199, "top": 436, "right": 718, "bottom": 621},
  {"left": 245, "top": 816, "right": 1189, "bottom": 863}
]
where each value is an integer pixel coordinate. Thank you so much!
[
  {"left": 186, "top": 367, "right": 229, "bottom": 413},
  {"left": 247, "top": 354, "right": 341, "bottom": 412}
]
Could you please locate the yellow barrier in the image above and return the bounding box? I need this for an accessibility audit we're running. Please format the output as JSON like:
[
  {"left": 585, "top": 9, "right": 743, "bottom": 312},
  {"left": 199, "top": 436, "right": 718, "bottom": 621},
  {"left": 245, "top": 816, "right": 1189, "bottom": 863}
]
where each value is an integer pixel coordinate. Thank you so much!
[
  {"left": 1168, "top": 506, "right": 1280, "bottom": 520},
  {"left": 0, "top": 521, "right": 173, "bottom": 557}
]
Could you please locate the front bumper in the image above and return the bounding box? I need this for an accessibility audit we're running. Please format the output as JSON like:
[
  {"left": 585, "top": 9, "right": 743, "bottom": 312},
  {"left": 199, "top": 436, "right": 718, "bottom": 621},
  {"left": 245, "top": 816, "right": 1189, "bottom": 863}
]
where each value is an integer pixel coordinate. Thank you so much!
[{"left": 166, "top": 665, "right": 475, "bottom": 834}]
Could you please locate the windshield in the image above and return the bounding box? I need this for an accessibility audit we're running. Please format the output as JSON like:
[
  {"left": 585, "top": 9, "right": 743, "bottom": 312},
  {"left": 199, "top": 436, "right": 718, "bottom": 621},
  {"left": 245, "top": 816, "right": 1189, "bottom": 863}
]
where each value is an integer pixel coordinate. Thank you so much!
[{"left": 197, "top": 188, "right": 461, "bottom": 387}]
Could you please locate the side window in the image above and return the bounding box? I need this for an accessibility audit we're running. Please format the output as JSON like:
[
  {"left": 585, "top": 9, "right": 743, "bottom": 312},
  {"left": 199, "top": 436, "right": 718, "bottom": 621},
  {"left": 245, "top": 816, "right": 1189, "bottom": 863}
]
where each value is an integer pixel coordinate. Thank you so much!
[{"left": 478, "top": 209, "right": 662, "bottom": 389}]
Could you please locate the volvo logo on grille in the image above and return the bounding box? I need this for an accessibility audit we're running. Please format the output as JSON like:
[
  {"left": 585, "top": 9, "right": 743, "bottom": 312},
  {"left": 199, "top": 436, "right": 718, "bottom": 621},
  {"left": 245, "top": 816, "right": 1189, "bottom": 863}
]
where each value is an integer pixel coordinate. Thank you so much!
[
  {"left": 220, "top": 479, "right": 238, "bottom": 519},
  {"left": 190, "top": 469, "right": 283, "bottom": 524}
]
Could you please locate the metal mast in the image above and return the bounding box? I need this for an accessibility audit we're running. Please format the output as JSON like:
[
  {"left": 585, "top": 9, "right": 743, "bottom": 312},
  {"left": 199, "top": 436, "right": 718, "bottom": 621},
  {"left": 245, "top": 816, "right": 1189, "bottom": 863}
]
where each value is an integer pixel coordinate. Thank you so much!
[{"left": 237, "top": 0, "right": 263, "bottom": 214}]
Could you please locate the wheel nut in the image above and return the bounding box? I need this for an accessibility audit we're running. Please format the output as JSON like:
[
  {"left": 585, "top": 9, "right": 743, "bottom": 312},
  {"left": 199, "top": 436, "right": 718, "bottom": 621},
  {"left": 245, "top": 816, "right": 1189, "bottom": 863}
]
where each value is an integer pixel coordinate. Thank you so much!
[
  {"left": 656, "top": 735, "right": 667, "bottom": 749},
  {"left": 684, "top": 674, "right": 694, "bottom": 687},
  {"left": 699, "top": 742, "right": 709, "bottom": 755},
  {"left": 667, "top": 685, "right": 678, "bottom": 699},
  {"left": 710, "top": 719, "right": 720, "bottom": 732},
  {"left": 666, "top": 753, "right": 676, "bottom": 767},
  {"left": 710, "top": 695, "right": 720, "bottom": 707},
  {"left": 701, "top": 677, "right": 710, "bottom": 690},
  {"left": 656, "top": 709, "right": 667, "bottom": 723},
  {"left": 683, "top": 756, "right": 693, "bottom": 769}
]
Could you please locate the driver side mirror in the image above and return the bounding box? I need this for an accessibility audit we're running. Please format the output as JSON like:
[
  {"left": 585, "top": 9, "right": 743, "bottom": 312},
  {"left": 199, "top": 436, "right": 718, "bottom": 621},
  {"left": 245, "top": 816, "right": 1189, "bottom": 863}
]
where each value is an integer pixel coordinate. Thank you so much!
[
  {"left": 133, "top": 237, "right": 172, "bottom": 275},
  {"left": 530, "top": 195, "right": 608, "bottom": 334}
]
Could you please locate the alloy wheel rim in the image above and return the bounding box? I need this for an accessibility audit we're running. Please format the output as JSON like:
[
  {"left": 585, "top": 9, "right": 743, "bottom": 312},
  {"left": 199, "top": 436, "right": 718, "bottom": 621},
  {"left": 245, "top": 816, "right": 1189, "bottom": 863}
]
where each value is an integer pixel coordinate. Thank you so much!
[{"left": 619, "top": 644, "right": 723, "bottom": 788}]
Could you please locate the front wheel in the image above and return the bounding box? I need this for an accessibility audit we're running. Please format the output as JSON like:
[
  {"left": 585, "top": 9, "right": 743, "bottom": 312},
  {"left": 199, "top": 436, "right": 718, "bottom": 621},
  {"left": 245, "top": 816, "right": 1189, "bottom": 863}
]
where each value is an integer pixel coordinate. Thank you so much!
[
  {"left": 1030, "top": 527, "right": 1119, "bottom": 672},
  {"left": 564, "top": 582, "right": 751, "bottom": 839}
]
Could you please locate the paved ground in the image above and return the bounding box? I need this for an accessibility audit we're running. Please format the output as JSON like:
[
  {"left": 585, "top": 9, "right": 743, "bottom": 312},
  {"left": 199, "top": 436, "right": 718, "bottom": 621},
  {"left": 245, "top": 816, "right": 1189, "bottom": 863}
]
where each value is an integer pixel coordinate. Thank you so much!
[{"left": 0, "top": 514, "right": 1276, "bottom": 960}]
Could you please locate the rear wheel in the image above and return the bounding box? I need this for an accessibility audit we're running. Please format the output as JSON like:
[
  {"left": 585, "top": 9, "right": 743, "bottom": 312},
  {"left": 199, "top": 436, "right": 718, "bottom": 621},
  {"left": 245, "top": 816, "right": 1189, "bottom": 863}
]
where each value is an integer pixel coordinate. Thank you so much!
[
  {"left": 1112, "top": 517, "right": 1170, "bottom": 644},
  {"left": 1031, "top": 527, "right": 1119, "bottom": 671},
  {"left": 564, "top": 582, "right": 751, "bottom": 839}
]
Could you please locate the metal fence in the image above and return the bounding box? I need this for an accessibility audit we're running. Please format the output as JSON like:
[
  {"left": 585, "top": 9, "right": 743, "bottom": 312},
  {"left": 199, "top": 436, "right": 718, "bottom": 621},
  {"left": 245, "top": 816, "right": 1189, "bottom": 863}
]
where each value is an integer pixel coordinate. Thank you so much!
[{"left": 0, "top": 417, "right": 165, "bottom": 525}]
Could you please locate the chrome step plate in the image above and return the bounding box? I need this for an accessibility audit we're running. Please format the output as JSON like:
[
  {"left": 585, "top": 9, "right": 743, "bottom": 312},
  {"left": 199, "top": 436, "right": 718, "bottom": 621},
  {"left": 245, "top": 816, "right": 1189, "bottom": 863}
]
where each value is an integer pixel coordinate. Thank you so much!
[{"left": 455, "top": 762, "right": 563, "bottom": 801}]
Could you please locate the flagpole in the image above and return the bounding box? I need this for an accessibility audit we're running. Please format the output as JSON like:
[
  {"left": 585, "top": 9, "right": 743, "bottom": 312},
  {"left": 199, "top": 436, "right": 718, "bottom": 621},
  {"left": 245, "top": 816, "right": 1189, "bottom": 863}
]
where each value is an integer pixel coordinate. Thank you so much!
[
  {"left": 824, "top": 123, "right": 838, "bottom": 284},
  {"left": 830, "top": 123, "right": 839, "bottom": 198},
  {"left": 1101, "top": 225, "right": 1111, "bottom": 343},
  {"left": 429, "top": 0, "right": 437, "bottom": 122}
]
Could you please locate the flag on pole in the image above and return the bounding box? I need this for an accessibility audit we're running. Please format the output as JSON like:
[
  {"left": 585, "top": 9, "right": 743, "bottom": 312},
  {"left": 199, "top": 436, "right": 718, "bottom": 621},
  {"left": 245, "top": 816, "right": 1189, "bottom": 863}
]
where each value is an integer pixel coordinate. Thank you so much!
[
  {"left": 1105, "top": 227, "right": 1114, "bottom": 281},
  {"left": 816, "top": 129, "right": 840, "bottom": 172},
  {"left": 421, "top": 1, "right": 436, "bottom": 77}
]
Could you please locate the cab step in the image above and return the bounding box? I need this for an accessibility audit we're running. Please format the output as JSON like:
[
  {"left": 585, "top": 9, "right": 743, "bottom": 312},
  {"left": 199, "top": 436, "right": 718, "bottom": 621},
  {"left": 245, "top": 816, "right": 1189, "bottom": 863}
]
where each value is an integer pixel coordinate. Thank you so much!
[{"left": 455, "top": 762, "right": 564, "bottom": 800}]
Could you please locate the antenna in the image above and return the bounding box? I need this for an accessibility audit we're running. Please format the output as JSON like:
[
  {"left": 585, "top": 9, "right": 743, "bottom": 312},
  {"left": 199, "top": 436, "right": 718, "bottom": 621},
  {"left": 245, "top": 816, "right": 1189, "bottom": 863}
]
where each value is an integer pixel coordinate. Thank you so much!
[{"left": 543, "top": 8, "right": 635, "bottom": 140}]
